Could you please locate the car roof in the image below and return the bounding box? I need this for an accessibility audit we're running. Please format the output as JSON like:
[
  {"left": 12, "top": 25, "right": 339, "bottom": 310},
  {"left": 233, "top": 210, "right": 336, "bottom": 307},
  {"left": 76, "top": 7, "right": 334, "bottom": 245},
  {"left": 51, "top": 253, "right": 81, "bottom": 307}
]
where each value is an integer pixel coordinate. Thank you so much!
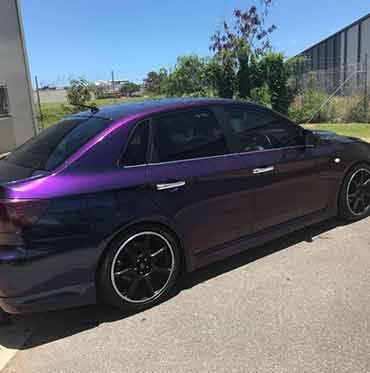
[{"left": 72, "top": 97, "right": 258, "bottom": 122}]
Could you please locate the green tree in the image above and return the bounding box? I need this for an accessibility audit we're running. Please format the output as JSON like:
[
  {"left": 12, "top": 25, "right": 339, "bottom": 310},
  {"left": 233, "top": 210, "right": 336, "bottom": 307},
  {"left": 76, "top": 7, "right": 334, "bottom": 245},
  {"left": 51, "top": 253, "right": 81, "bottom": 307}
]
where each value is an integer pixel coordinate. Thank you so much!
[
  {"left": 158, "top": 68, "right": 169, "bottom": 94},
  {"left": 166, "top": 55, "right": 210, "bottom": 96},
  {"left": 143, "top": 70, "right": 169, "bottom": 95},
  {"left": 286, "top": 55, "right": 306, "bottom": 94},
  {"left": 259, "top": 53, "right": 293, "bottom": 114},
  {"left": 66, "top": 78, "right": 92, "bottom": 109},
  {"left": 209, "top": 2, "right": 276, "bottom": 99},
  {"left": 206, "top": 54, "right": 236, "bottom": 98},
  {"left": 120, "top": 81, "right": 141, "bottom": 97},
  {"left": 250, "top": 83, "right": 271, "bottom": 107},
  {"left": 144, "top": 71, "right": 161, "bottom": 95}
]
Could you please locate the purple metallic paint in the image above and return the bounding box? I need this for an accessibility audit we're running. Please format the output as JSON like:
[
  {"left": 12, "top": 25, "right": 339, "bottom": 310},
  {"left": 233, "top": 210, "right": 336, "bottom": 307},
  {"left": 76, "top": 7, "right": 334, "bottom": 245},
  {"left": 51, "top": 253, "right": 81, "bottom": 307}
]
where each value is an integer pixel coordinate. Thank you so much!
[
  {"left": 0, "top": 98, "right": 369, "bottom": 314},
  {"left": 3, "top": 101, "right": 225, "bottom": 200}
]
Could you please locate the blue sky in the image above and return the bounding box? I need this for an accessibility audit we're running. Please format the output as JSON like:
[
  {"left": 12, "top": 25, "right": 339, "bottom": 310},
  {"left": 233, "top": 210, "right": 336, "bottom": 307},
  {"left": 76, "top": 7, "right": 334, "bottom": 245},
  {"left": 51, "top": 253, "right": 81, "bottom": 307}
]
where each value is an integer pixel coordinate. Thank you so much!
[{"left": 21, "top": 0, "right": 369, "bottom": 86}]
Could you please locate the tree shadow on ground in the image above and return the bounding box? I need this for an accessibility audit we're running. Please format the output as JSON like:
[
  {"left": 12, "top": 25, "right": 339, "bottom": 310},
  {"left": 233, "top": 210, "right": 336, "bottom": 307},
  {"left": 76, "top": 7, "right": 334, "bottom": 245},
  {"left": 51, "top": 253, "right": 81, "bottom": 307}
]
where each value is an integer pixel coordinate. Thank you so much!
[{"left": 0, "top": 217, "right": 345, "bottom": 350}]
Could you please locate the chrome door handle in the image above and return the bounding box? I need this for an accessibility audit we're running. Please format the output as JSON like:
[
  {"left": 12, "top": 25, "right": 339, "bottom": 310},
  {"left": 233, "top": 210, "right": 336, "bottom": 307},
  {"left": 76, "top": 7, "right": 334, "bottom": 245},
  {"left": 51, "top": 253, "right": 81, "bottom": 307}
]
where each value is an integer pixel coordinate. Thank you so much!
[
  {"left": 156, "top": 181, "right": 186, "bottom": 191},
  {"left": 253, "top": 166, "right": 274, "bottom": 175}
]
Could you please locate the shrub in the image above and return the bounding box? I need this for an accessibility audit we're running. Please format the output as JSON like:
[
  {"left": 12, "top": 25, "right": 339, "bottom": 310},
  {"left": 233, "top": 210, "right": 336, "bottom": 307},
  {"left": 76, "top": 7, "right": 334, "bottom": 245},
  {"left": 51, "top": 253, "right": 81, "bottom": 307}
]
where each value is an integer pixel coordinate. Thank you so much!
[
  {"left": 289, "top": 90, "right": 348, "bottom": 124},
  {"left": 120, "top": 81, "right": 141, "bottom": 97},
  {"left": 289, "top": 92, "right": 370, "bottom": 124},
  {"left": 343, "top": 96, "right": 370, "bottom": 123},
  {"left": 66, "top": 78, "right": 92, "bottom": 109},
  {"left": 249, "top": 83, "right": 271, "bottom": 108}
]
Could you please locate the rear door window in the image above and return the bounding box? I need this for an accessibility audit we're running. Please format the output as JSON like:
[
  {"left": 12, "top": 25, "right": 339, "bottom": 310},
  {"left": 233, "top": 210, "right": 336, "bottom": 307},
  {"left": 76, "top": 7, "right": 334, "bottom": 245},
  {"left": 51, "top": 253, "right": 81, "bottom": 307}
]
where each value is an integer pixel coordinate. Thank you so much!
[
  {"left": 6, "top": 116, "right": 113, "bottom": 171},
  {"left": 151, "top": 108, "right": 229, "bottom": 163}
]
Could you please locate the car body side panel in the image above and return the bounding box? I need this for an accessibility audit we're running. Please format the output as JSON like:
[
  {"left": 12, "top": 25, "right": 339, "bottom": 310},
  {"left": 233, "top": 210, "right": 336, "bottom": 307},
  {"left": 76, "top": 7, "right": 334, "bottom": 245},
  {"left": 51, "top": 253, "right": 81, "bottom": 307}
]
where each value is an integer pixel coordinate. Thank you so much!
[
  {"left": 0, "top": 98, "right": 369, "bottom": 313},
  {"left": 0, "top": 187, "right": 178, "bottom": 313},
  {"left": 146, "top": 154, "right": 255, "bottom": 259},
  {"left": 252, "top": 147, "right": 328, "bottom": 232},
  {"left": 0, "top": 121, "right": 133, "bottom": 200},
  {"left": 190, "top": 206, "right": 335, "bottom": 271}
]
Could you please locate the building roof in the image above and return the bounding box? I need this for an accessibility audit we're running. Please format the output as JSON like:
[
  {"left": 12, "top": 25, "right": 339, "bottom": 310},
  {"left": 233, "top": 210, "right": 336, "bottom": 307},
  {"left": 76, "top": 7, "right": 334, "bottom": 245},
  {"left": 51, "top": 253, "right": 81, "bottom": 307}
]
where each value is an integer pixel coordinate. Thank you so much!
[{"left": 300, "top": 12, "right": 370, "bottom": 54}]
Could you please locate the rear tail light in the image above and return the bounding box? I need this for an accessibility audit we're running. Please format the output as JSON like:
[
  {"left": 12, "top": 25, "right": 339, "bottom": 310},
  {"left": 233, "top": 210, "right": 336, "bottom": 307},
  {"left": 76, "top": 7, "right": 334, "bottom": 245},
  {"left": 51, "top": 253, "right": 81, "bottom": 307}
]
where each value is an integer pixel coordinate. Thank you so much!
[{"left": 0, "top": 199, "right": 49, "bottom": 233}]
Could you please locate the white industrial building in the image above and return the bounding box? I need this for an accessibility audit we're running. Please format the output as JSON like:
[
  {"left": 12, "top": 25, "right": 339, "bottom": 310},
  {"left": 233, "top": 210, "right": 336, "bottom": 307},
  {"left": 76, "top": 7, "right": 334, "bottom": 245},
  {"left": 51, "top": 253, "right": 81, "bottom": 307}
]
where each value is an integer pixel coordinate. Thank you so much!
[{"left": 0, "top": 0, "right": 37, "bottom": 153}]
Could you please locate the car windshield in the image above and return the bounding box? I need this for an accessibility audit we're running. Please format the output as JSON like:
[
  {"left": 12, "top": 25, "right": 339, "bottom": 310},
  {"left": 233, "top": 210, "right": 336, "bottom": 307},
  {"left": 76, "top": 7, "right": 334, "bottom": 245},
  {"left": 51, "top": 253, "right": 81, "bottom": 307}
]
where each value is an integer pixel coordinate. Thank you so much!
[{"left": 6, "top": 116, "right": 113, "bottom": 171}]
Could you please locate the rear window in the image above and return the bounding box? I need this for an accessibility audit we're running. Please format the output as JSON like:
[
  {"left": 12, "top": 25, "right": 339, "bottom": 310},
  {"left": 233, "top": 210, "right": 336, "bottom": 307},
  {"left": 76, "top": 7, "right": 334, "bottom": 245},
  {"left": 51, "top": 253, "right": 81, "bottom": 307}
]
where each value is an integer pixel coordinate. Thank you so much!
[{"left": 6, "top": 116, "right": 113, "bottom": 171}]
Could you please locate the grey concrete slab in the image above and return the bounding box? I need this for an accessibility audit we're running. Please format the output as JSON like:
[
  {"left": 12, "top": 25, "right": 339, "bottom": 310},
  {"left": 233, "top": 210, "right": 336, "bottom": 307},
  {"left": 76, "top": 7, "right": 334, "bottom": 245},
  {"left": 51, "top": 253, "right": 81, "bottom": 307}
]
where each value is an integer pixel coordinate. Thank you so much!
[{"left": 1, "top": 217, "right": 370, "bottom": 373}]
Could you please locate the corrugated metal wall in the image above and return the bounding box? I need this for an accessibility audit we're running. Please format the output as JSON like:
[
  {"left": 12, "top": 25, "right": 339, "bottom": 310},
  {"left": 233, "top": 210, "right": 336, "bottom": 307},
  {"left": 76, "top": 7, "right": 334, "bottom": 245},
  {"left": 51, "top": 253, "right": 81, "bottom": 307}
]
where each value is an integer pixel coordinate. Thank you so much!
[
  {"left": 301, "top": 13, "right": 370, "bottom": 89},
  {"left": 362, "top": 17, "right": 370, "bottom": 81}
]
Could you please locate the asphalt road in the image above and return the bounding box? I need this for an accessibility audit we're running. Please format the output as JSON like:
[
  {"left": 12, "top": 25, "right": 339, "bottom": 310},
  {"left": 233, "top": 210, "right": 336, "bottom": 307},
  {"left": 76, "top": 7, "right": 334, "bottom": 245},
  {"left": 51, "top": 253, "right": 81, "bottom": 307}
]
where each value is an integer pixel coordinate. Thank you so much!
[{"left": 1, "top": 217, "right": 370, "bottom": 373}]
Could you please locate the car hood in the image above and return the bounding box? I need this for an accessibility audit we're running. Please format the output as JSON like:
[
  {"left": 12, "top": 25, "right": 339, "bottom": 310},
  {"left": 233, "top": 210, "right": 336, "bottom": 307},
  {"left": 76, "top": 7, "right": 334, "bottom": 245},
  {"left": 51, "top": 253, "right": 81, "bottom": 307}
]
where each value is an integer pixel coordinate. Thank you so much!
[{"left": 313, "top": 130, "right": 363, "bottom": 144}]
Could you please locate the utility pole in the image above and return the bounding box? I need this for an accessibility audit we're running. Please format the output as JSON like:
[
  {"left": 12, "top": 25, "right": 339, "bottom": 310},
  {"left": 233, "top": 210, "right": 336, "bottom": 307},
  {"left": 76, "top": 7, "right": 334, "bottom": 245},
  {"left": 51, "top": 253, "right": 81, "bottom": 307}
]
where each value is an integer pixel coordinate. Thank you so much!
[
  {"left": 34, "top": 75, "right": 43, "bottom": 130},
  {"left": 111, "top": 70, "right": 115, "bottom": 94}
]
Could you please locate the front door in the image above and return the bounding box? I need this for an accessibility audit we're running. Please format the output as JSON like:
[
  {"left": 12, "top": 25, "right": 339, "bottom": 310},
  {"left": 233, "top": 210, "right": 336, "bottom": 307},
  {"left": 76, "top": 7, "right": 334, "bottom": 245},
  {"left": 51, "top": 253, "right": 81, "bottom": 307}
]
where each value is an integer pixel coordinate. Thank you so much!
[
  {"left": 146, "top": 107, "right": 255, "bottom": 255},
  {"left": 223, "top": 106, "right": 328, "bottom": 233},
  {"left": 252, "top": 146, "right": 326, "bottom": 231}
]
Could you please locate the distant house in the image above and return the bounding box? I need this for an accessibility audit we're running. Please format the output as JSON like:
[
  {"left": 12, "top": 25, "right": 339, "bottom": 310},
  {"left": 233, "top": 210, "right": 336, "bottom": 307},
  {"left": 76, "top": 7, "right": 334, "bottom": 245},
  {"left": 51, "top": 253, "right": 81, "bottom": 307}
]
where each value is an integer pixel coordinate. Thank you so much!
[
  {"left": 95, "top": 80, "right": 125, "bottom": 96},
  {"left": 0, "top": 0, "right": 37, "bottom": 153},
  {"left": 95, "top": 79, "right": 143, "bottom": 98}
]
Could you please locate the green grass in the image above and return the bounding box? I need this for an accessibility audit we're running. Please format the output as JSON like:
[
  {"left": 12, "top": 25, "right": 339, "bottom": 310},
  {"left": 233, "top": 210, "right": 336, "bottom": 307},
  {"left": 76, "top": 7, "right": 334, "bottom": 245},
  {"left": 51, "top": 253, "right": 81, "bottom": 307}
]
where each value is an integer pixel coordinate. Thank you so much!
[
  {"left": 40, "top": 102, "right": 69, "bottom": 127},
  {"left": 39, "top": 96, "right": 154, "bottom": 128},
  {"left": 303, "top": 123, "right": 370, "bottom": 142}
]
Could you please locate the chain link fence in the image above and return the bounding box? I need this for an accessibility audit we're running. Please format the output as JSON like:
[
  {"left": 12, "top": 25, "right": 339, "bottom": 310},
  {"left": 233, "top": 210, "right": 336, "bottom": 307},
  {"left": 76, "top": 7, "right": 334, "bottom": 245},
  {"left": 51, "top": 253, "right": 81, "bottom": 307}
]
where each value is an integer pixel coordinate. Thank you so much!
[
  {"left": 289, "top": 55, "right": 369, "bottom": 123},
  {"left": 296, "top": 62, "right": 367, "bottom": 96}
]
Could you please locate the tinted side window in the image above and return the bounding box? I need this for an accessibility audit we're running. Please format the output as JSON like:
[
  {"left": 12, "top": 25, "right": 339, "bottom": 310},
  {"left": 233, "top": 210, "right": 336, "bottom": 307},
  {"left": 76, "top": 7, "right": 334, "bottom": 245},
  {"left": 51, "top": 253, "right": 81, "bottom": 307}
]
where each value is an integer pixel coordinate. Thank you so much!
[
  {"left": 152, "top": 109, "right": 228, "bottom": 162},
  {"left": 226, "top": 108, "right": 304, "bottom": 153},
  {"left": 121, "top": 120, "right": 149, "bottom": 166}
]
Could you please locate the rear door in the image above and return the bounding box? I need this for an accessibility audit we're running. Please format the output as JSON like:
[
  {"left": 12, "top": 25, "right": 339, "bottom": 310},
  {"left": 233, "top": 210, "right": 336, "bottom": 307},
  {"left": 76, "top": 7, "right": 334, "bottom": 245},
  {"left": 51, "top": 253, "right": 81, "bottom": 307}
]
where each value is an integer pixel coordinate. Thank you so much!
[
  {"left": 146, "top": 107, "right": 255, "bottom": 255},
  {"left": 223, "top": 106, "right": 329, "bottom": 233}
]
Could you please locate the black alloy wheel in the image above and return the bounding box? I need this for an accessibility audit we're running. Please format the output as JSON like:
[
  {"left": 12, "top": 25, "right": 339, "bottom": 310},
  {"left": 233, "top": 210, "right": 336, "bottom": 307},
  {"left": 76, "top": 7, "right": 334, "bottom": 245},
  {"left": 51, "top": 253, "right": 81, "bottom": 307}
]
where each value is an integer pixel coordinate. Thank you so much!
[{"left": 99, "top": 226, "right": 181, "bottom": 311}]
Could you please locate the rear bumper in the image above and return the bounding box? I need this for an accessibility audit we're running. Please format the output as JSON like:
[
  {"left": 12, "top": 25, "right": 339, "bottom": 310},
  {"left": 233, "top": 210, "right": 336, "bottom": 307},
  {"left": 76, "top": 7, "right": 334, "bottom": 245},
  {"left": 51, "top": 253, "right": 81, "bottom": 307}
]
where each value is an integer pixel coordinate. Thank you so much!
[
  {"left": 0, "top": 245, "right": 97, "bottom": 314},
  {"left": 0, "top": 282, "right": 96, "bottom": 314}
]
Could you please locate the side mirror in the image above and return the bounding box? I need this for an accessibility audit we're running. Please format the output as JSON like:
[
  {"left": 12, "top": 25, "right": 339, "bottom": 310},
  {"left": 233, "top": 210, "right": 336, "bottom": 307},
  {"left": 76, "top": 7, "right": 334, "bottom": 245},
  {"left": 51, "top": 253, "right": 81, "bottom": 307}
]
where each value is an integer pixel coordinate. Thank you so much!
[{"left": 304, "top": 130, "right": 319, "bottom": 148}]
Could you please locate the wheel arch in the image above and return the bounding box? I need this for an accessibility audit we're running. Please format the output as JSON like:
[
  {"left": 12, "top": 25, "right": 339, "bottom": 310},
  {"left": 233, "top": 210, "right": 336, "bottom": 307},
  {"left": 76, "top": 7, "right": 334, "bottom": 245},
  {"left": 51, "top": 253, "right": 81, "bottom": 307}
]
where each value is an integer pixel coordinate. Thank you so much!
[
  {"left": 337, "top": 160, "right": 370, "bottom": 209},
  {"left": 95, "top": 218, "right": 189, "bottom": 286}
]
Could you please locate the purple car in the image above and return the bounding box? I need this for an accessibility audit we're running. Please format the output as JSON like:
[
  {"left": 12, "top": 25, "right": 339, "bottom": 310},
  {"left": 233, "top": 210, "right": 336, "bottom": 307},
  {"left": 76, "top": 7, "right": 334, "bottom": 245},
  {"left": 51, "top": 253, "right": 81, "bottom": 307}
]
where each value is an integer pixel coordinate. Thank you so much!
[{"left": 0, "top": 98, "right": 369, "bottom": 314}]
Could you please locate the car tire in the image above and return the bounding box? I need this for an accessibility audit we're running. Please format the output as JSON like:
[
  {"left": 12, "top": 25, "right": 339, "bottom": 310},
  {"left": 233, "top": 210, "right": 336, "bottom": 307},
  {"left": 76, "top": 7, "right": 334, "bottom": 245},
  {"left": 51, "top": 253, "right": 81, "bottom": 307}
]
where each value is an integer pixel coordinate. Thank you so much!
[
  {"left": 338, "top": 163, "right": 370, "bottom": 222},
  {"left": 98, "top": 224, "right": 182, "bottom": 312}
]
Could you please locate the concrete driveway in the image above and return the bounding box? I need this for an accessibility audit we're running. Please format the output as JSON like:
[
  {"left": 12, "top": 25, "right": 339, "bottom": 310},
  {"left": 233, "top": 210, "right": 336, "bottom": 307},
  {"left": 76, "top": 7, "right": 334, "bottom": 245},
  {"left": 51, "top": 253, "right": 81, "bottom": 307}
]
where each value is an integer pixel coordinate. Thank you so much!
[{"left": 1, "top": 217, "right": 370, "bottom": 373}]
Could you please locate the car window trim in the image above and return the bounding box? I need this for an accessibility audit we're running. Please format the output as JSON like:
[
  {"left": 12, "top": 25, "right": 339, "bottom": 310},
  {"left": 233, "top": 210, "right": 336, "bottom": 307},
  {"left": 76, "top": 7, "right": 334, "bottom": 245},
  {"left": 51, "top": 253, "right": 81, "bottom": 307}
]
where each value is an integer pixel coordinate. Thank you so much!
[
  {"left": 121, "top": 104, "right": 248, "bottom": 168},
  {"left": 119, "top": 118, "right": 151, "bottom": 168},
  {"left": 121, "top": 144, "right": 305, "bottom": 168},
  {"left": 120, "top": 104, "right": 306, "bottom": 169}
]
